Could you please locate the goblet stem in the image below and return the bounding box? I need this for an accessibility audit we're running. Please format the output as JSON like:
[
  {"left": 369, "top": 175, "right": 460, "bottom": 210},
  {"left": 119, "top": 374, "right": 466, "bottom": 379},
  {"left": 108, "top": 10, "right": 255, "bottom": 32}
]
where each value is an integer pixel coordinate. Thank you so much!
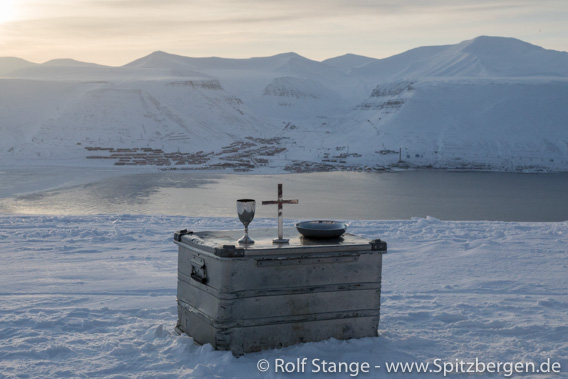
[{"left": 238, "top": 224, "right": 254, "bottom": 244}]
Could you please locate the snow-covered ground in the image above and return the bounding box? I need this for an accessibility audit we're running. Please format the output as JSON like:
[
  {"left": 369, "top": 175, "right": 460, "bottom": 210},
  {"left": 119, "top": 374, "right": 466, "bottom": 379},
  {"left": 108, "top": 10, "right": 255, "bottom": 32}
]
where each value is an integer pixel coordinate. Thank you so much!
[{"left": 1, "top": 214, "right": 566, "bottom": 378}]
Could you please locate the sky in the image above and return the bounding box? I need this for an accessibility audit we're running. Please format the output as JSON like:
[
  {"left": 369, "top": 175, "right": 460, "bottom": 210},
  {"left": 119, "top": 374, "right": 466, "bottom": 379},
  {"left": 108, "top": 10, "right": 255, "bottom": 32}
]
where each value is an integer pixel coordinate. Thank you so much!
[{"left": 0, "top": 0, "right": 567, "bottom": 66}]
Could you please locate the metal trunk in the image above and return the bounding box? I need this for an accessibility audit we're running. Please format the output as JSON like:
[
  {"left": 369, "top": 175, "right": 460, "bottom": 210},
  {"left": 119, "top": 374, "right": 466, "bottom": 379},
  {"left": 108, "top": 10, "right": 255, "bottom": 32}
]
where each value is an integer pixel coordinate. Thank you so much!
[{"left": 173, "top": 228, "right": 387, "bottom": 356}]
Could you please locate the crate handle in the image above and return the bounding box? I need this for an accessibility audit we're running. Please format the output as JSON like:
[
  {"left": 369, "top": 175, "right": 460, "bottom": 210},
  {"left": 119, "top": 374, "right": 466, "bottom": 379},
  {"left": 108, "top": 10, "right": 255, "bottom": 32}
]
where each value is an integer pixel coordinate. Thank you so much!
[{"left": 190, "top": 257, "right": 207, "bottom": 284}]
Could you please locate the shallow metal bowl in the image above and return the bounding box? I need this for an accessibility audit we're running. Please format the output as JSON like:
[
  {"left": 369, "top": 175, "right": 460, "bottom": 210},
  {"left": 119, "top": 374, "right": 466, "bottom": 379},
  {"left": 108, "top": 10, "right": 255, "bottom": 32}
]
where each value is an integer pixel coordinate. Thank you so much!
[{"left": 295, "top": 220, "right": 348, "bottom": 239}]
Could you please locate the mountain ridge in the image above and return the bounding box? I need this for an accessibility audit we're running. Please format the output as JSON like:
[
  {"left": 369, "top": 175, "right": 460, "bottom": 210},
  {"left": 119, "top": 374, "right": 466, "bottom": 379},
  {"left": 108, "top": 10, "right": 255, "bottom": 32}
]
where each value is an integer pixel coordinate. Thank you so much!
[{"left": 3, "top": 36, "right": 568, "bottom": 77}]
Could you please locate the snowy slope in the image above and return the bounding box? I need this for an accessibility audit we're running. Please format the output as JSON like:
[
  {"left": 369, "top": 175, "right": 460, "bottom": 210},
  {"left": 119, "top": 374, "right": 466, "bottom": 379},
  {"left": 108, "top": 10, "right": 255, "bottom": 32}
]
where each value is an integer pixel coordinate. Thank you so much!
[
  {"left": 0, "top": 79, "right": 89, "bottom": 151},
  {"left": 352, "top": 36, "right": 568, "bottom": 81},
  {"left": 1, "top": 36, "right": 567, "bottom": 171},
  {"left": 252, "top": 76, "right": 350, "bottom": 121},
  {"left": 1, "top": 63, "right": 273, "bottom": 161},
  {"left": 310, "top": 78, "right": 568, "bottom": 171},
  {"left": 322, "top": 53, "right": 379, "bottom": 73},
  {"left": 0, "top": 215, "right": 566, "bottom": 377}
]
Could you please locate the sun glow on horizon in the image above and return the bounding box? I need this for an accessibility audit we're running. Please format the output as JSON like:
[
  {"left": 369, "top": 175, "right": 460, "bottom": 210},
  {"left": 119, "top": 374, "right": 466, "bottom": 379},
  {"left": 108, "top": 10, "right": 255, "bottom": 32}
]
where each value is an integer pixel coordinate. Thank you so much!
[{"left": 0, "top": 0, "right": 17, "bottom": 23}]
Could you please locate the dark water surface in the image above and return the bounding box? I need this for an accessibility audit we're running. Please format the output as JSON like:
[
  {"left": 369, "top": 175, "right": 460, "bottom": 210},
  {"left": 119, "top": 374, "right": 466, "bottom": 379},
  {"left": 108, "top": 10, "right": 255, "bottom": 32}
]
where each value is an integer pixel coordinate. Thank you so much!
[{"left": 1, "top": 168, "right": 567, "bottom": 221}]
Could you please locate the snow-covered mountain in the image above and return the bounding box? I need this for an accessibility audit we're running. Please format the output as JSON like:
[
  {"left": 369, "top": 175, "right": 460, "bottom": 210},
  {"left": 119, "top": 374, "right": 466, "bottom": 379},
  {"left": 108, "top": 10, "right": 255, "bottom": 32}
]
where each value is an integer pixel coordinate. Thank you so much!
[
  {"left": 1, "top": 36, "right": 567, "bottom": 172},
  {"left": 322, "top": 53, "right": 378, "bottom": 73},
  {"left": 353, "top": 35, "right": 568, "bottom": 80},
  {"left": 0, "top": 57, "right": 37, "bottom": 76}
]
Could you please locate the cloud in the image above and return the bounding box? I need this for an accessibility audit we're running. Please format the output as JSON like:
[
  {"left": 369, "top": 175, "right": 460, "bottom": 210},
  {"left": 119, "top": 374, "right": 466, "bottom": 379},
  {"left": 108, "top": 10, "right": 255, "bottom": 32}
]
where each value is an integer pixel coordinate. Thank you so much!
[
  {"left": 20, "top": 0, "right": 543, "bottom": 26},
  {"left": 12, "top": 0, "right": 560, "bottom": 32}
]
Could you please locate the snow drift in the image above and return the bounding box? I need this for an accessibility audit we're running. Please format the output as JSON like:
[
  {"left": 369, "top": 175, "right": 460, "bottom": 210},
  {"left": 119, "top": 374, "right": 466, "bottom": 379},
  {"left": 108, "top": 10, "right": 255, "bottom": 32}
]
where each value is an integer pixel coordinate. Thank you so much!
[{"left": 0, "top": 215, "right": 566, "bottom": 377}]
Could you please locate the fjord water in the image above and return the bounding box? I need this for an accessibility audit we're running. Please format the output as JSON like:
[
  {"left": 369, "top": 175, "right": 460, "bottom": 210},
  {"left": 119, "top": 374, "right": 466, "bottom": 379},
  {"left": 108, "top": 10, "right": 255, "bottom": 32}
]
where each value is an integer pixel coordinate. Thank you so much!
[{"left": 1, "top": 168, "right": 567, "bottom": 221}]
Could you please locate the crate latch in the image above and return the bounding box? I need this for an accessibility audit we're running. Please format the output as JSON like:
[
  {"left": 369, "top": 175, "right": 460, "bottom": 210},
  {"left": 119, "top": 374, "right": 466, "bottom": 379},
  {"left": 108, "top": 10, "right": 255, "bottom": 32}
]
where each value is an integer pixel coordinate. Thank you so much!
[
  {"left": 174, "top": 229, "right": 193, "bottom": 242},
  {"left": 370, "top": 239, "right": 387, "bottom": 252},
  {"left": 190, "top": 256, "right": 207, "bottom": 284}
]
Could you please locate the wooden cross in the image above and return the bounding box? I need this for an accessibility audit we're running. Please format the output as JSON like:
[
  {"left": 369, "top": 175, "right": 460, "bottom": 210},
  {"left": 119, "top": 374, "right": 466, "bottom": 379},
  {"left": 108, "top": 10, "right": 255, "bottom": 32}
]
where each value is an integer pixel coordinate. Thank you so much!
[{"left": 262, "top": 183, "right": 298, "bottom": 243}]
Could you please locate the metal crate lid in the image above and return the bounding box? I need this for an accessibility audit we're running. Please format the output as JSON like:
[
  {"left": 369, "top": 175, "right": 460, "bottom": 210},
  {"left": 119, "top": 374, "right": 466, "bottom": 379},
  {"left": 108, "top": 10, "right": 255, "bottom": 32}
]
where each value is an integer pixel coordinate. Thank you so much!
[{"left": 174, "top": 227, "right": 387, "bottom": 257}]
